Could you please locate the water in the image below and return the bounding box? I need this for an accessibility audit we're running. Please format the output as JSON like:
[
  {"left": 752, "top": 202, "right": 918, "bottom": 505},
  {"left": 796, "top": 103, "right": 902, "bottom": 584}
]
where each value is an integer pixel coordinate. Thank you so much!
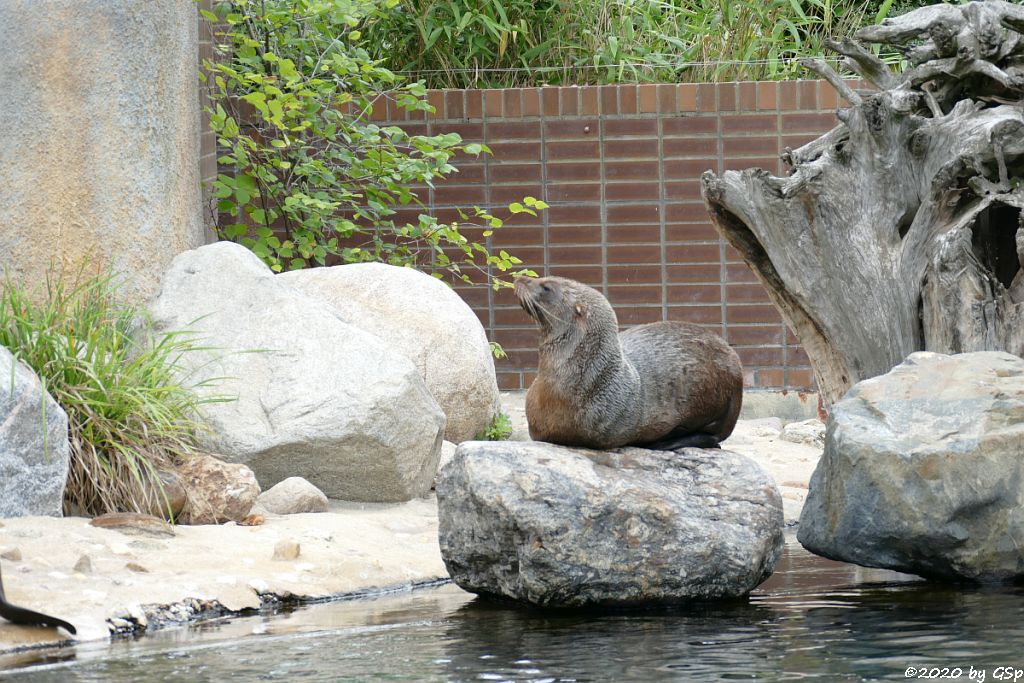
[{"left": 3, "top": 538, "right": 1024, "bottom": 682}]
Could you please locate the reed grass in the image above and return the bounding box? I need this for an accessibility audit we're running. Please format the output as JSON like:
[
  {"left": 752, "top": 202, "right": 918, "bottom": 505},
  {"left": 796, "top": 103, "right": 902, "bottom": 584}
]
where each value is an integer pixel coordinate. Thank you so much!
[
  {"left": 0, "top": 273, "right": 216, "bottom": 518},
  {"left": 361, "top": 0, "right": 937, "bottom": 88}
]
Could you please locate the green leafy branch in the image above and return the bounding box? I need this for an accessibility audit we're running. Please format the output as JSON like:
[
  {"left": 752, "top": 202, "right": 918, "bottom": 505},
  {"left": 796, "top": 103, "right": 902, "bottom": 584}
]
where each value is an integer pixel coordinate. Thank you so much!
[{"left": 201, "top": 0, "right": 542, "bottom": 289}]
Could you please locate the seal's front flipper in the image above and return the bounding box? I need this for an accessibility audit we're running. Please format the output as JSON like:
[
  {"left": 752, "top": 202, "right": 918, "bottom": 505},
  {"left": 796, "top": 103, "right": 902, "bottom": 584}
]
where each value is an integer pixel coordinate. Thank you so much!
[
  {"left": 643, "top": 431, "right": 721, "bottom": 451},
  {"left": 0, "top": 561, "right": 77, "bottom": 635}
]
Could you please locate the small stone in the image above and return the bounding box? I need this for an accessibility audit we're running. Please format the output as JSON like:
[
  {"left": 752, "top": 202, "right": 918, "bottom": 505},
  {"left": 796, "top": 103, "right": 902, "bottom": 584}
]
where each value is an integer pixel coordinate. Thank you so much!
[
  {"left": 780, "top": 419, "right": 826, "bottom": 447},
  {"left": 127, "top": 604, "right": 148, "bottom": 628},
  {"left": 90, "top": 512, "right": 175, "bottom": 538},
  {"left": 176, "top": 454, "right": 261, "bottom": 525},
  {"left": 126, "top": 562, "right": 150, "bottom": 573},
  {"left": 272, "top": 540, "right": 300, "bottom": 561},
  {"left": 256, "top": 477, "right": 329, "bottom": 515},
  {"left": 1, "top": 547, "right": 22, "bottom": 561},
  {"left": 109, "top": 617, "right": 131, "bottom": 629},
  {"left": 73, "top": 555, "right": 94, "bottom": 574}
]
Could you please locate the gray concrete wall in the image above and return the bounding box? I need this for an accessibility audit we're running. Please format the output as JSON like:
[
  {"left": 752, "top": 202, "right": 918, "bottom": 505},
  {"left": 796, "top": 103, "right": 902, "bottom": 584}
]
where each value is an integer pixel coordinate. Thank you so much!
[{"left": 0, "top": 0, "right": 206, "bottom": 304}]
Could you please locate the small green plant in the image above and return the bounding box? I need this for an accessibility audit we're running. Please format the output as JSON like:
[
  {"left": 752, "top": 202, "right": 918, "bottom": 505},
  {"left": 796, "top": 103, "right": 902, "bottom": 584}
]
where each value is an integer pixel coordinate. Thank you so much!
[
  {"left": 202, "top": 0, "right": 541, "bottom": 289},
  {"left": 475, "top": 411, "right": 513, "bottom": 441},
  {"left": 489, "top": 341, "right": 507, "bottom": 359},
  {"left": 0, "top": 272, "right": 216, "bottom": 518}
]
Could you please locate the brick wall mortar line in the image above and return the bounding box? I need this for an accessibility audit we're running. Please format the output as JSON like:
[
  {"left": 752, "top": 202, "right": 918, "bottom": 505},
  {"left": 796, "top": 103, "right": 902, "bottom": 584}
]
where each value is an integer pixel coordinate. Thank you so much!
[
  {"left": 483, "top": 93, "right": 496, "bottom": 359},
  {"left": 658, "top": 109, "right": 668, "bottom": 321},
  {"left": 599, "top": 99, "right": 608, "bottom": 296},
  {"left": 715, "top": 89, "right": 729, "bottom": 343},
  {"left": 778, "top": 86, "right": 790, "bottom": 387}
]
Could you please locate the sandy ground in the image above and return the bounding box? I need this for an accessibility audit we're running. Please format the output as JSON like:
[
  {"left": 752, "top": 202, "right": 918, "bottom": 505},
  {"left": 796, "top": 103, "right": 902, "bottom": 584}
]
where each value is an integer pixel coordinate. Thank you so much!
[{"left": 0, "top": 391, "right": 822, "bottom": 653}]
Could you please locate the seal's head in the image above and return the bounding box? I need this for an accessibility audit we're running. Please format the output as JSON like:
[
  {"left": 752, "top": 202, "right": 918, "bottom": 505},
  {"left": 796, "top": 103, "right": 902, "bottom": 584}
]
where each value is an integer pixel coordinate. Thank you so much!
[{"left": 514, "top": 275, "right": 617, "bottom": 338}]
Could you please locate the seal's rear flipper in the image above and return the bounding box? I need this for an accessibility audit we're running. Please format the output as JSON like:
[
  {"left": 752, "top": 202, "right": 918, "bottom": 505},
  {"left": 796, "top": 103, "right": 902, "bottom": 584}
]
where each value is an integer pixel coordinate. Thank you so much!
[
  {"left": 0, "top": 561, "right": 77, "bottom": 635},
  {"left": 643, "top": 431, "right": 721, "bottom": 451}
]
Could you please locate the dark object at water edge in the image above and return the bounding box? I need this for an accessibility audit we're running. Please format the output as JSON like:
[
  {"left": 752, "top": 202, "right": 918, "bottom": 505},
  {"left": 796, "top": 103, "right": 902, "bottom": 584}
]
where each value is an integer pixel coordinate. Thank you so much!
[{"left": 0, "top": 560, "right": 77, "bottom": 635}]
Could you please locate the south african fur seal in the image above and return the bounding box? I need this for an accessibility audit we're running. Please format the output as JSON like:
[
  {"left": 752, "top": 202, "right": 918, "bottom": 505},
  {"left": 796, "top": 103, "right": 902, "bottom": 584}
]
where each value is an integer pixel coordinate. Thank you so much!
[
  {"left": 515, "top": 275, "right": 743, "bottom": 450},
  {"left": 0, "top": 560, "right": 76, "bottom": 634}
]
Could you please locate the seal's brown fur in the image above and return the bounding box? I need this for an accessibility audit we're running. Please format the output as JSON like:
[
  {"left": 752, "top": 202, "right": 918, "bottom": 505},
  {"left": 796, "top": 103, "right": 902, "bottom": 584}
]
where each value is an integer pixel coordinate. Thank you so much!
[{"left": 515, "top": 275, "right": 743, "bottom": 450}]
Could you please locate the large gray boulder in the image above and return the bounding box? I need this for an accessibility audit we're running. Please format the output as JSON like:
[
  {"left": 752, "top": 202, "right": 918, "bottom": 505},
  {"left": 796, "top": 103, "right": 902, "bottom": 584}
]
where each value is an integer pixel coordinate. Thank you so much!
[
  {"left": 147, "top": 242, "right": 446, "bottom": 502},
  {"left": 279, "top": 263, "right": 500, "bottom": 443},
  {"left": 437, "top": 441, "right": 784, "bottom": 607},
  {"left": 0, "top": 1, "right": 205, "bottom": 305},
  {"left": 0, "top": 346, "right": 70, "bottom": 517},
  {"left": 799, "top": 351, "right": 1024, "bottom": 582}
]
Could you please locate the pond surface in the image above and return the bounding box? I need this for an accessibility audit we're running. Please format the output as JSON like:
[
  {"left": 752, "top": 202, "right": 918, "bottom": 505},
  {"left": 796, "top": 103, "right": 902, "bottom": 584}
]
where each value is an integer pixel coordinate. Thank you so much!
[{"left": 2, "top": 538, "right": 1023, "bottom": 682}]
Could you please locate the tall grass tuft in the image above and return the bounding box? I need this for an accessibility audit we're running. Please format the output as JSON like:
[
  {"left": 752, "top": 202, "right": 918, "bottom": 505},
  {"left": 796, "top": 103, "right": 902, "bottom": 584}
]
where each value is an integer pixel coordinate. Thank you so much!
[
  {"left": 0, "top": 273, "right": 215, "bottom": 518},
  {"left": 361, "top": 0, "right": 933, "bottom": 88}
]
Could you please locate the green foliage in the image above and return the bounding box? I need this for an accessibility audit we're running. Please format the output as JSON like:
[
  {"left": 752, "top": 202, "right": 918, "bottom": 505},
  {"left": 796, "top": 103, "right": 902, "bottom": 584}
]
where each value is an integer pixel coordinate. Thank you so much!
[
  {"left": 0, "top": 273, "right": 215, "bottom": 518},
  {"left": 360, "top": 0, "right": 942, "bottom": 87},
  {"left": 475, "top": 411, "right": 513, "bottom": 441},
  {"left": 203, "top": 0, "right": 540, "bottom": 288}
]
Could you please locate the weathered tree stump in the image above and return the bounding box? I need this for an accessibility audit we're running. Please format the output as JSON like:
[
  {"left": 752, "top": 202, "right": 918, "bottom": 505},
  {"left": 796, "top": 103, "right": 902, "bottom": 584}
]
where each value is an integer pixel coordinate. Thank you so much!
[{"left": 702, "top": 0, "right": 1024, "bottom": 405}]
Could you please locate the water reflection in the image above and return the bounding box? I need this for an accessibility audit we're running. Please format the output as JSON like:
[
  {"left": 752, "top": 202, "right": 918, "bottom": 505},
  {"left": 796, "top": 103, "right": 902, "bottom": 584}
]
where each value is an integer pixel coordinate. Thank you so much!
[{"left": 4, "top": 539, "right": 1024, "bottom": 682}]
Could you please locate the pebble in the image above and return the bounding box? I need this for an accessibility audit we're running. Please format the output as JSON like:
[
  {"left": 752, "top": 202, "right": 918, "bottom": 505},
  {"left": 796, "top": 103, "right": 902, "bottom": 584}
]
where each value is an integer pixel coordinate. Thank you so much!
[
  {"left": 1, "top": 547, "right": 22, "bottom": 561},
  {"left": 272, "top": 540, "right": 301, "bottom": 561},
  {"left": 127, "top": 604, "right": 148, "bottom": 628},
  {"left": 126, "top": 562, "right": 150, "bottom": 573},
  {"left": 73, "top": 555, "right": 94, "bottom": 574}
]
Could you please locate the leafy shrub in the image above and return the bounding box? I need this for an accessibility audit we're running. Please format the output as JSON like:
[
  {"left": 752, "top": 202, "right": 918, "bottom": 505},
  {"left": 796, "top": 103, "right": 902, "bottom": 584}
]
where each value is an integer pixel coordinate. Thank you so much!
[
  {"left": 202, "top": 0, "right": 540, "bottom": 288},
  {"left": 360, "top": 0, "right": 939, "bottom": 88},
  {"left": 0, "top": 273, "right": 215, "bottom": 518}
]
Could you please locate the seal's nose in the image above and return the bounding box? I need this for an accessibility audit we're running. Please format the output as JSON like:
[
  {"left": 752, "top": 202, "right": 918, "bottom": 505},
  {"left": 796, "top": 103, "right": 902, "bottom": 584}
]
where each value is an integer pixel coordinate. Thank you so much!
[{"left": 513, "top": 275, "right": 534, "bottom": 298}]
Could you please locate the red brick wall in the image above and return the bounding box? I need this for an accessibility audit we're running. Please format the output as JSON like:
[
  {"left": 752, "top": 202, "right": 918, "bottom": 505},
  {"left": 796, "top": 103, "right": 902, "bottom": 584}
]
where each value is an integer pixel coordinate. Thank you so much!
[{"left": 374, "top": 81, "right": 846, "bottom": 392}]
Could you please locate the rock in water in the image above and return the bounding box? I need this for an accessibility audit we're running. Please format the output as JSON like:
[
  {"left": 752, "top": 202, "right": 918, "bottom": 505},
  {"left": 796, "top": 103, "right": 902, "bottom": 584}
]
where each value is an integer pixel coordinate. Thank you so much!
[
  {"left": 146, "top": 242, "right": 445, "bottom": 502},
  {"left": 280, "top": 263, "right": 500, "bottom": 443},
  {"left": 0, "top": 345, "right": 70, "bottom": 517},
  {"left": 437, "top": 441, "right": 783, "bottom": 607},
  {"left": 799, "top": 351, "right": 1024, "bottom": 582}
]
